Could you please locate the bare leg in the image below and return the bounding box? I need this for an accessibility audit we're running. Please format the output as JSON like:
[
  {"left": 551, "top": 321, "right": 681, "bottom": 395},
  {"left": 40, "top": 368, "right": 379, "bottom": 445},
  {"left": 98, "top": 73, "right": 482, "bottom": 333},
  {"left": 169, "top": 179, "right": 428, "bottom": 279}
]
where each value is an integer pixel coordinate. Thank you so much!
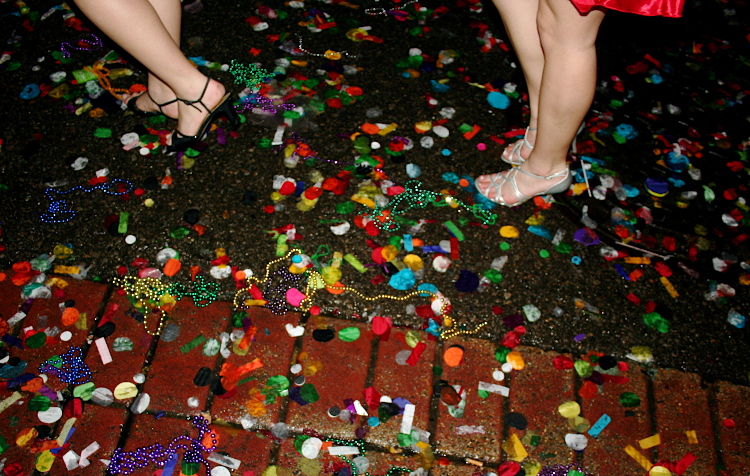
[
  {"left": 492, "top": 0, "right": 543, "bottom": 160},
  {"left": 477, "top": 0, "right": 604, "bottom": 205},
  {"left": 74, "top": 0, "right": 227, "bottom": 140},
  {"left": 130, "top": 0, "right": 182, "bottom": 118}
]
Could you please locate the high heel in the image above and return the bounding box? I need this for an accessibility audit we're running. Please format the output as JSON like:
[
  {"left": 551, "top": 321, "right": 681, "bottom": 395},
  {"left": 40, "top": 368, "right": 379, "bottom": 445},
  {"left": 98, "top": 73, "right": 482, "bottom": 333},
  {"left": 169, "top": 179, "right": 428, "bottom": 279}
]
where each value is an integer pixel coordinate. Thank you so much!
[
  {"left": 475, "top": 165, "right": 572, "bottom": 207},
  {"left": 166, "top": 78, "right": 240, "bottom": 154},
  {"left": 501, "top": 127, "right": 535, "bottom": 166},
  {"left": 127, "top": 92, "right": 177, "bottom": 118}
]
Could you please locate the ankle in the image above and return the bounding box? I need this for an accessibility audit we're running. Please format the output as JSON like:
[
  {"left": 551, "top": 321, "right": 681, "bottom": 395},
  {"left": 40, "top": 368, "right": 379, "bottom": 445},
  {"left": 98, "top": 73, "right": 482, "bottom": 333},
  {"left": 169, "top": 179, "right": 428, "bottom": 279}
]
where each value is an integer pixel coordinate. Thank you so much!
[{"left": 522, "top": 159, "right": 567, "bottom": 178}]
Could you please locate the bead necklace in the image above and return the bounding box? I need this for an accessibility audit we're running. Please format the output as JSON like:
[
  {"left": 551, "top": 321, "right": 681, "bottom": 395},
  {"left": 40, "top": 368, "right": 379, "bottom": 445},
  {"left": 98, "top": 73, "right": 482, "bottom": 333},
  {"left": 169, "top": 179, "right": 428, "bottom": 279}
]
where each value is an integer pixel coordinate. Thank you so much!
[
  {"left": 229, "top": 60, "right": 274, "bottom": 90},
  {"left": 107, "top": 416, "right": 217, "bottom": 475},
  {"left": 324, "top": 436, "right": 410, "bottom": 476},
  {"left": 112, "top": 276, "right": 171, "bottom": 336},
  {"left": 367, "top": 180, "right": 496, "bottom": 232},
  {"left": 41, "top": 179, "right": 133, "bottom": 224},
  {"left": 364, "top": 0, "right": 419, "bottom": 17},
  {"left": 168, "top": 275, "right": 219, "bottom": 308},
  {"left": 60, "top": 33, "right": 103, "bottom": 58},
  {"left": 38, "top": 347, "right": 92, "bottom": 384},
  {"left": 296, "top": 38, "right": 355, "bottom": 59}
]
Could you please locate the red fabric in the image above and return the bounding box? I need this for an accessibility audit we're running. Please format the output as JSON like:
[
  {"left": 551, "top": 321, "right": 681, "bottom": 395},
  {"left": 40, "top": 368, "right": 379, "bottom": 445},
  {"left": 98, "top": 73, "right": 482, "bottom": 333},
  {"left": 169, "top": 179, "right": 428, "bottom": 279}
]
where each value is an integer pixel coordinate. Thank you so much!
[{"left": 571, "top": 0, "right": 684, "bottom": 17}]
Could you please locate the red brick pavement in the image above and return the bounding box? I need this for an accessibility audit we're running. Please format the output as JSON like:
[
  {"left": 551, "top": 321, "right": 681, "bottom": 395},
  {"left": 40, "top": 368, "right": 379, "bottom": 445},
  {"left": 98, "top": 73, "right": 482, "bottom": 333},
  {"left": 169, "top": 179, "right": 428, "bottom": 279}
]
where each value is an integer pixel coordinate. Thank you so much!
[{"left": 0, "top": 276, "right": 748, "bottom": 475}]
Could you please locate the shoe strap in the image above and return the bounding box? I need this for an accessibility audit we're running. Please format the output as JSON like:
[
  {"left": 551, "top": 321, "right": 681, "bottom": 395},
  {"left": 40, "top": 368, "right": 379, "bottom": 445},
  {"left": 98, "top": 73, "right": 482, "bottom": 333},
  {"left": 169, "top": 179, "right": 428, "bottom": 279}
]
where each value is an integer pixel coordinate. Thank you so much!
[
  {"left": 148, "top": 91, "right": 177, "bottom": 112},
  {"left": 176, "top": 77, "right": 211, "bottom": 112},
  {"left": 517, "top": 165, "right": 568, "bottom": 181},
  {"left": 523, "top": 127, "right": 536, "bottom": 150}
]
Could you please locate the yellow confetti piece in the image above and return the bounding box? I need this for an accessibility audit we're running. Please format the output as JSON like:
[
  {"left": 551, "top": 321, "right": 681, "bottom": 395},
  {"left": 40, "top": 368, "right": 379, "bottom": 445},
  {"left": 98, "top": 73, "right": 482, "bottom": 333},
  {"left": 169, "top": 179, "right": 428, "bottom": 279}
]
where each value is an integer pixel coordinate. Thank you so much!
[
  {"left": 625, "top": 444, "right": 653, "bottom": 471},
  {"left": 624, "top": 257, "right": 652, "bottom": 265},
  {"left": 639, "top": 434, "right": 661, "bottom": 449},
  {"left": 36, "top": 450, "right": 56, "bottom": 472},
  {"left": 685, "top": 430, "right": 698, "bottom": 444},
  {"left": 558, "top": 401, "right": 581, "bottom": 419},
  {"left": 502, "top": 434, "right": 528, "bottom": 462},
  {"left": 499, "top": 225, "right": 519, "bottom": 238},
  {"left": 55, "top": 266, "right": 81, "bottom": 274},
  {"left": 649, "top": 466, "right": 671, "bottom": 476},
  {"left": 660, "top": 276, "right": 679, "bottom": 298}
]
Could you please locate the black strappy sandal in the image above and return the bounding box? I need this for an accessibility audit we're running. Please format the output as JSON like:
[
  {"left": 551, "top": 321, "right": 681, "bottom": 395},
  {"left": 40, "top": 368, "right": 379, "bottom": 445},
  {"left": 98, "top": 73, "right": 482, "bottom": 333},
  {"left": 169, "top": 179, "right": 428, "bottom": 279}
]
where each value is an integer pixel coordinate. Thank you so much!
[
  {"left": 127, "top": 91, "right": 177, "bottom": 118},
  {"left": 166, "top": 78, "right": 239, "bottom": 153}
]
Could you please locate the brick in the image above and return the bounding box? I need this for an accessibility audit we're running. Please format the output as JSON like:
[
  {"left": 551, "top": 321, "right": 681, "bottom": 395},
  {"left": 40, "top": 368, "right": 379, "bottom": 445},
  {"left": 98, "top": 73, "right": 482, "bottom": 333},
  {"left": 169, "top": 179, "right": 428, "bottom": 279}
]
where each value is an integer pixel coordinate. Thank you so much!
[
  {"left": 140, "top": 300, "right": 232, "bottom": 414},
  {"left": 509, "top": 346, "right": 576, "bottom": 466},
  {"left": 0, "top": 392, "right": 49, "bottom": 474},
  {"left": 434, "top": 337, "right": 504, "bottom": 464},
  {"left": 210, "top": 424, "right": 274, "bottom": 472},
  {"left": 66, "top": 406, "right": 130, "bottom": 476},
  {"left": 366, "top": 328, "right": 437, "bottom": 448},
  {"left": 284, "top": 317, "right": 371, "bottom": 439},
  {"left": 652, "top": 368, "right": 716, "bottom": 474},
  {"left": 580, "top": 363, "right": 652, "bottom": 475},
  {"left": 84, "top": 293, "right": 151, "bottom": 396},
  {"left": 715, "top": 381, "right": 750, "bottom": 475},
  {"left": 211, "top": 308, "right": 300, "bottom": 427},
  {"left": 0, "top": 275, "right": 23, "bottom": 322},
  {"left": 15, "top": 278, "right": 108, "bottom": 393}
]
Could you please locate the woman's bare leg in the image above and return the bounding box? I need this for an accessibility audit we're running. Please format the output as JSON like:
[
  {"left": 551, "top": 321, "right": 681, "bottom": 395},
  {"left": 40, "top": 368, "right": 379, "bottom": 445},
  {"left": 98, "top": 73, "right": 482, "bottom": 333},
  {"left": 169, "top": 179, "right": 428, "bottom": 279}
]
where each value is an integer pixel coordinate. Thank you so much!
[
  {"left": 492, "top": 0, "right": 544, "bottom": 160},
  {"left": 477, "top": 0, "right": 605, "bottom": 204},
  {"left": 130, "top": 0, "right": 182, "bottom": 118},
  {"left": 74, "top": 0, "right": 226, "bottom": 139}
]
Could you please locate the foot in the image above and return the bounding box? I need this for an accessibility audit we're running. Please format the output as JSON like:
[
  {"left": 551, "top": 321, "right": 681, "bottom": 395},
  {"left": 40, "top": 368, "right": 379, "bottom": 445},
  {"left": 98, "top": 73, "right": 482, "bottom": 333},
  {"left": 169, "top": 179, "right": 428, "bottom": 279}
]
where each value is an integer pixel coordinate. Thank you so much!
[
  {"left": 501, "top": 127, "right": 535, "bottom": 166},
  {"left": 475, "top": 162, "right": 571, "bottom": 207},
  {"left": 126, "top": 91, "right": 178, "bottom": 119},
  {"left": 170, "top": 78, "right": 228, "bottom": 144}
]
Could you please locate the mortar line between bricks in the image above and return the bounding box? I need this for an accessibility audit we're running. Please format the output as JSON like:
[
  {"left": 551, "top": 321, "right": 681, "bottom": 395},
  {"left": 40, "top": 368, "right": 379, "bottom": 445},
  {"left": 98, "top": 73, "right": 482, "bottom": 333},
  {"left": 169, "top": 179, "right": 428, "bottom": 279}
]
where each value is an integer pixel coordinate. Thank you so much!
[
  {"left": 645, "top": 370, "right": 658, "bottom": 463},
  {"left": 363, "top": 332, "right": 380, "bottom": 390},
  {"left": 707, "top": 382, "right": 725, "bottom": 474},
  {"left": 204, "top": 304, "right": 238, "bottom": 414},
  {"left": 572, "top": 368, "right": 585, "bottom": 468},
  {"left": 268, "top": 311, "right": 311, "bottom": 465},
  {"left": 76, "top": 280, "right": 115, "bottom": 361},
  {"left": 426, "top": 339, "right": 443, "bottom": 459}
]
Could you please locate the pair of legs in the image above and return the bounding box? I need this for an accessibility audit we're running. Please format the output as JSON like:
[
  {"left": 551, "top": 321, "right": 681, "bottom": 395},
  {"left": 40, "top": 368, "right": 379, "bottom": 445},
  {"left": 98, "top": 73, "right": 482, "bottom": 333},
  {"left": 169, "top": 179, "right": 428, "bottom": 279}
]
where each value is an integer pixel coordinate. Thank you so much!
[
  {"left": 73, "top": 0, "right": 228, "bottom": 144},
  {"left": 476, "top": 0, "right": 605, "bottom": 205}
]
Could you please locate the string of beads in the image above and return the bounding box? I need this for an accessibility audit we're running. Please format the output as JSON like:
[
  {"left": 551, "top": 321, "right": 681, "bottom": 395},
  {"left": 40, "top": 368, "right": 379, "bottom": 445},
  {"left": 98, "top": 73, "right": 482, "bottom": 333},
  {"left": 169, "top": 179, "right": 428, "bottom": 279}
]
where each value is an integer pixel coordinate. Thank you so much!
[{"left": 107, "top": 416, "right": 217, "bottom": 475}]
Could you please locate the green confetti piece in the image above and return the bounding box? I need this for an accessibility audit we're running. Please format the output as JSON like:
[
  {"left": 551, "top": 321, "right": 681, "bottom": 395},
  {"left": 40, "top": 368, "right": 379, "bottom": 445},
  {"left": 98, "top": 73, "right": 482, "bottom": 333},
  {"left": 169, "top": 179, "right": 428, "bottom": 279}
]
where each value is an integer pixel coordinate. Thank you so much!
[
  {"left": 181, "top": 461, "right": 201, "bottom": 475},
  {"left": 180, "top": 334, "right": 206, "bottom": 354},
  {"left": 484, "top": 269, "right": 503, "bottom": 284},
  {"left": 539, "top": 249, "right": 550, "bottom": 258},
  {"left": 500, "top": 242, "right": 511, "bottom": 251},
  {"left": 643, "top": 312, "right": 670, "bottom": 333},
  {"left": 619, "top": 392, "right": 641, "bottom": 408},
  {"left": 28, "top": 395, "right": 51, "bottom": 411},
  {"left": 478, "top": 389, "right": 490, "bottom": 399},
  {"left": 494, "top": 346, "right": 511, "bottom": 363},
  {"left": 94, "top": 128, "right": 112, "bottom": 138},
  {"left": 555, "top": 243, "right": 573, "bottom": 254},
  {"left": 300, "top": 383, "right": 319, "bottom": 403},
  {"left": 25, "top": 331, "right": 47, "bottom": 349},
  {"left": 73, "top": 382, "right": 96, "bottom": 401},
  {"left": 338, "top": 327, "right": 361, "bottom": 342},
  {"left": 169, "top": 226, "right": 191, "bottom": 239},
  {"left": 443, "top": 221, "right": 465, "bottom": 241},
  {"left": 118, "top": 212, "right": 129, "bottom": 234},
  {"left": 574, "top": 360, "right": 593, "bottom": 378}
]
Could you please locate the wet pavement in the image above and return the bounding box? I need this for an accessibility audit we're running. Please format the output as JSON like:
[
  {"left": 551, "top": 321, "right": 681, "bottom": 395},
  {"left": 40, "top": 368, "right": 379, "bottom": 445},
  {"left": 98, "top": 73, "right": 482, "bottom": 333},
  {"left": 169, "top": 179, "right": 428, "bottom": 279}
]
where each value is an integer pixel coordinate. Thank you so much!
[{"left": 0, "top": 0, "right": 749, "bottom": 474}]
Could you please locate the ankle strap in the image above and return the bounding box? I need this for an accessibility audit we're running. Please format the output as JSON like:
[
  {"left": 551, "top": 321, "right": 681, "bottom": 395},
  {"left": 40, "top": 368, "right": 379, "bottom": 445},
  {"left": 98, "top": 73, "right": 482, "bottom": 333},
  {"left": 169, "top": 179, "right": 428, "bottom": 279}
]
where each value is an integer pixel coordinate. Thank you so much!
[
  {"left": 176, "top": 77, "right": 211, "bottom": 111},
  {"left": 517, "top": 166, "right": 568, "bottom": 181}
]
